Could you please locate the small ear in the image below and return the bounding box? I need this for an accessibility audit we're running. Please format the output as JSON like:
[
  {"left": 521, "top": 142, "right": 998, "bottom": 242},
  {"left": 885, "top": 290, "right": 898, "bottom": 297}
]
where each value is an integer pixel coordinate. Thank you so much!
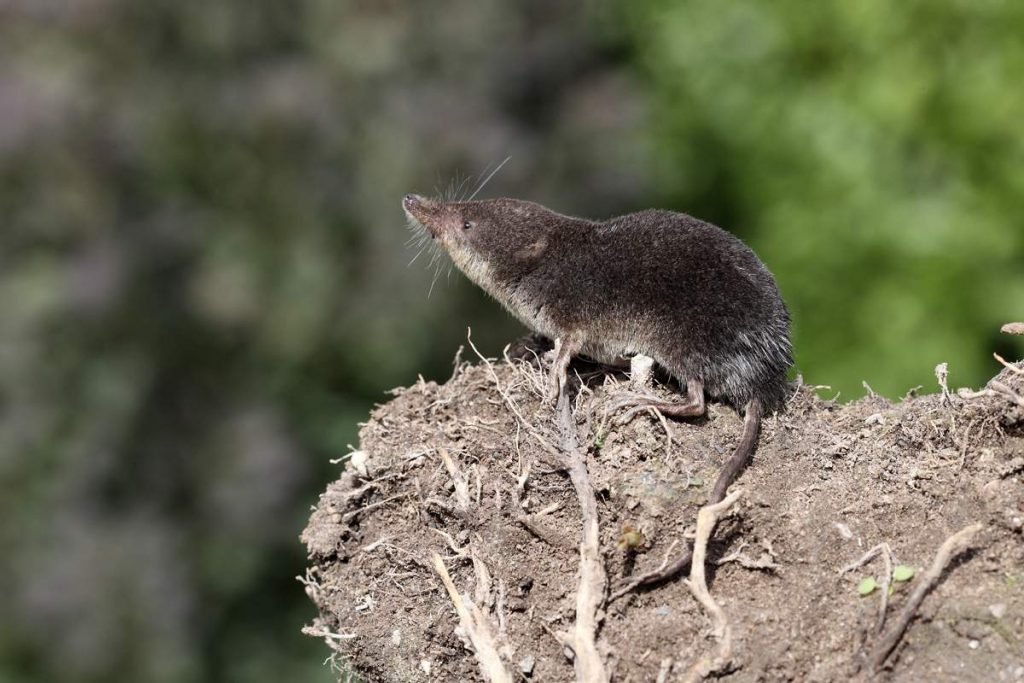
[{"left": 514, "top": 236, "right": 548, "bottom": 260}]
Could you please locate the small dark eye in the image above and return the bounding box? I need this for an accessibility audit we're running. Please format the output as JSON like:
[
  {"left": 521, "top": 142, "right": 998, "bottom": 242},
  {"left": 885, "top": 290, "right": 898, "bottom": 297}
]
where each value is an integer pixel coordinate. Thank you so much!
[{"left": 462, "top": 220, "right": 473, "bottom": 230}]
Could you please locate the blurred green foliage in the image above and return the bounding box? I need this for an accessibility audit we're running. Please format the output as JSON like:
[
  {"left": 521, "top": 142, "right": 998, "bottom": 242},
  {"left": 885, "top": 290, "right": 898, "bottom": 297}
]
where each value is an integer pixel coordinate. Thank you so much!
[
  {"left": 617, "top": 0, "right": 1024, "bottom": 395},
  {"left": 0, "top": 1, "right": 1020, "bottom": 682}
]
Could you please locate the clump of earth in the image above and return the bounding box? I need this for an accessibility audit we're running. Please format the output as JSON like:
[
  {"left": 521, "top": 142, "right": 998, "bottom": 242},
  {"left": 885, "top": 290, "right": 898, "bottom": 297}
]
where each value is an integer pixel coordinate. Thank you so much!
[{"left": 301, "top": 340, "right": 1024, "bottom": 682}]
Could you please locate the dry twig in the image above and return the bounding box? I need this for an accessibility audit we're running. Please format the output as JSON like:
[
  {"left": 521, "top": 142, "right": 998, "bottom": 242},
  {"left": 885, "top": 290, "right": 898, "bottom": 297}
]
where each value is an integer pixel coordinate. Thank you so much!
[
  {"left": 439, "top": 448, "right": 472, "bottom": 510},
  {"left": 993, "top": 352, "right": 1023, "bottom": 375},
  {"left": 431, "top": 553, "right": 513, "bottom": 683},
  {"left": 681, "top": 489, "right": 744, "bottom": 683},
  {"left": 841, "top": 542, "right": 894, "bottom": 634},
  {"left": 716, "top": 539, "right": 780, "bottom": 572},
  {"left": 989, "top": 381, "right": 1024, "bottom": 407},
  {"left": 655, "top": 657, "right": 674, "bottom": 683},
  {"left": 870, "top": 522, "right": 983, "bottom": 672},
  {"left": 934, "top": 363, "right": 952, "bottom": 405},
  {"left": 341, "top": 493, "right": 409, "bottom": 524},
  {"left": 301, "top": 622, "right": 357, "bottom": 657},
  {"left": 553, "top": 386, "right": 609, "bottom": 682}
]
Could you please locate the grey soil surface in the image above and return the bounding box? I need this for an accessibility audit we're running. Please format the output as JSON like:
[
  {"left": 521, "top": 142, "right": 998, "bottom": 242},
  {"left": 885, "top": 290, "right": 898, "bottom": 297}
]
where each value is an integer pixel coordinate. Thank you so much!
[{"left": 302, "top": 344, "right": 1024, "bottom": 682}]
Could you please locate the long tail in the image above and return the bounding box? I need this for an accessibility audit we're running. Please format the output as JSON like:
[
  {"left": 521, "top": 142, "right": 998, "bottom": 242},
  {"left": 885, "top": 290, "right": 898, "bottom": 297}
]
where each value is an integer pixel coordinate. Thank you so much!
[{"left": 709, "top": 398, "right": 763, "bottom": 504}]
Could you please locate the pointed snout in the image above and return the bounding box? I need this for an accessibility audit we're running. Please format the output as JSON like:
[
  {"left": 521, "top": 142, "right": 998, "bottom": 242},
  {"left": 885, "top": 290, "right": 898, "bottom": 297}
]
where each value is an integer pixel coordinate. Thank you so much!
[
  {"left": 402, "top": 194, "right": 423, "bottom": 211},
  {"left": 402, "top": 193, "right": 441, "bottom": 237}
]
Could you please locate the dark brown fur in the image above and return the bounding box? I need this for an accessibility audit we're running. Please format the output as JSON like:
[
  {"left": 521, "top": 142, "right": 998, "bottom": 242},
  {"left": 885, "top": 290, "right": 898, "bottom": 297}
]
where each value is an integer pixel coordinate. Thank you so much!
[{"left": 403, "top": 194, "right": 793, "bottom": 413}]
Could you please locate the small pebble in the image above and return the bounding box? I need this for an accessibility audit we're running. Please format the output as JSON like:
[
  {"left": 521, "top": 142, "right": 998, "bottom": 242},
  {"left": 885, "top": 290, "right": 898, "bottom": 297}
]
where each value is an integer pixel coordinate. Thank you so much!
[
  {"left": 519, "top": 655, "right": 535, "bottom": 676},
  {"left": 835, "top": 522, "right": 853, "bottom": 540},
  {"left": 349, "top": 450, "right": 370, "bottom": 477},
  {"left": 989, "top": 603, "right": 1007, "bottom": 619},
  {"left": 968, "top": 639, "right": 980, "bottom": 650}
]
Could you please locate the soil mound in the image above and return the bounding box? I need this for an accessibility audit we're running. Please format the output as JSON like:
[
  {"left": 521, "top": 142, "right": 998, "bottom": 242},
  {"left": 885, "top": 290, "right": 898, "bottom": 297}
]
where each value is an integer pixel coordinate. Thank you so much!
[{"left": 301, "top": 344, "right": 1023, "bottom": 682}]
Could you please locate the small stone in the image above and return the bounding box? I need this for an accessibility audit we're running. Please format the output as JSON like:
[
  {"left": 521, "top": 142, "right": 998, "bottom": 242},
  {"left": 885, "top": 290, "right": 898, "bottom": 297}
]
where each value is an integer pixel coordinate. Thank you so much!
[
  {"left": 990, "top": 603, "right": 1007, "bottom": 619},
  {"left": 419, "top": 660, "right": 432, "bottom": 674},
  {"left": 391, "top": 629, "right": 402, "bottom": 646},
  {"left": 968, "top": 639, "right": 980, "bottom": 650},
  {"left": 629, "top": 354, "right": 655, "bottom": 389},
  {"left": 519, "top": 655, "right": 536, "bottom": 676},
  {"left": 835, "top": 522, "right": 853, "bottom": 540},
  {"left": 349, "top": 450, "right": 370, "bottom": 477}
]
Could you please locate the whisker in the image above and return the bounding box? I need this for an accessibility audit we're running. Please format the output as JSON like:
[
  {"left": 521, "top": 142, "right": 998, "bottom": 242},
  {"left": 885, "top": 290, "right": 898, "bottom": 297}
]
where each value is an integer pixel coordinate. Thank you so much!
[
  {"left": 457, "top": 172, "right": 473, "bottom": 200},
  {"left": 445, "top": 171, "right": 464, "bottom": 202},
  {"left": 466, "top": 160, "right": 493, "bottom": 200},
  {"left": 428, "top": 261, "right": 443, "bottom": 298},
  {"left": 467, "top": 155, "right": 511, "bottom": 201},
  {"left": 407, "top": 245, "right": 427, "bottom": 267}
]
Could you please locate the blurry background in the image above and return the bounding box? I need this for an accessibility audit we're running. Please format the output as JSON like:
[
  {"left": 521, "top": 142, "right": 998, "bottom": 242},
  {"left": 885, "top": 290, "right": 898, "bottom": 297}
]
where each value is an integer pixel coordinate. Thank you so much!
[{"left": 1, "top": 0, "right": 1021, "bottom": 681}]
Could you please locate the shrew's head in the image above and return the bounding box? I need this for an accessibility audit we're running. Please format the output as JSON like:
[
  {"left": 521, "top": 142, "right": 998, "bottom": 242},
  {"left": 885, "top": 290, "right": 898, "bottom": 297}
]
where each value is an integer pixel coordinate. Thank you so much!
[{"left": 402, "top": 194, "right": 569, "bottom": 288}]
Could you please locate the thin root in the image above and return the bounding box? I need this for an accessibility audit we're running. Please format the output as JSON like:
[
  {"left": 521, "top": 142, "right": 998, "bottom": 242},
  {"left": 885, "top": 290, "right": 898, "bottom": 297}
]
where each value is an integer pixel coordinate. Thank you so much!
[
  {"left": 841, "top": 542, "right": 894, "bottom": 634},
  {"left": 553, "top": 387, "right": 609, "bottom": 682},
  {"left": 869, "top": 522, "right": 984, "bottom": 672},
  {"left": 431, "top": 553, "right": 513, "bottom": 683},
  {"left": 440, "top": 448, "right": 472, "bottom": 510},
  {"left": 681, "top": 489, "right": 744, "bottom": 683}
]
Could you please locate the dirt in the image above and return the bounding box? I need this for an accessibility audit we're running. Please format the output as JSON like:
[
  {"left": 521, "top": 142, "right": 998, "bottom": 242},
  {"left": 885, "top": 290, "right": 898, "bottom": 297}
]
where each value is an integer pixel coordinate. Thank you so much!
[{"left": 301, "top": 342, "right": 1024, "bottom": 682}]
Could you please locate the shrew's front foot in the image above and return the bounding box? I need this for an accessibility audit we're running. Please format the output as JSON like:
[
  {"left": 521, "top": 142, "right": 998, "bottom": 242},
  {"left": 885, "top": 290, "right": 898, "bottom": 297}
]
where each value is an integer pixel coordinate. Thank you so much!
[{"left": 546, "top": 336, "right": 581, "bottom": 404}]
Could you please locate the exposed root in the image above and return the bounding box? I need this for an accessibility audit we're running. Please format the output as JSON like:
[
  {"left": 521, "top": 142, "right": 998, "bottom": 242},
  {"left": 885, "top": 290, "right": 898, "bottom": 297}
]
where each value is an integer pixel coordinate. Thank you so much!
[
  {"left": 989, "top": 381, "right": 1024, "bottom": 407},
  {"left": 472, "top": 552, "right": 495, "bottom": 611},
  {"left": 841, "top": 542, "right": 894, "bottom": 634},
  {"left": 993, "top": 352, "right": 1023, "bottom": 375},
  {"left": 959, "top": 382, "right": 1024, "bottom": 407},
  {"left": 341, "top": 493, "right": 409, "bottom": 524},
  {"left": 302, "top": 621, "right": 358, "bottom": 656},
  {"left": 431, "top": 552, "right": 513, "bottom": 683},
  {"left": 651, "top": 405, "right": 674, "bottom": 456},
  {"left": 467, "top": 329, "right": 562, "bottom": 460},
  {"left": 681, "top": 489, "right": 744, "bottom": 683},
  {"left": 439, "top": 448, "right": 472, "bottom": 510},
  {"left": 716, "top": 539, "right": 780, "bottom": 572},
  {"left": 935, "top": 363, "right": 952, "bottom": 405},
  {"left": 609, "top": 545, "right": 694, "bottom": 603},
  {"left": 958, "top": 418, "right": 977, "bottom": 471},
  {"left": 869, "top": 522, "right": 984, "bottom": 673},
  {"left": 516, "top": 512, "right": 573, "bottom": 548},
  {"left": 553, "top": 388, "right": 609, "bottom": 682},
  {"left": 297, "top": 567, "right": 322, "bottom": 603},
  {"left": 655, "top": 657, "right": 674, "bottom": 683}
]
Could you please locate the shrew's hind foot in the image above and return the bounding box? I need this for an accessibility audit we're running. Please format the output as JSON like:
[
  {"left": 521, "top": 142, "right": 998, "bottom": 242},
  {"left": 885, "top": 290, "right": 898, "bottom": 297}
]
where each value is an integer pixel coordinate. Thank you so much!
[{"left": 606, "top": 379, "right": 706, "bottom": 425}]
